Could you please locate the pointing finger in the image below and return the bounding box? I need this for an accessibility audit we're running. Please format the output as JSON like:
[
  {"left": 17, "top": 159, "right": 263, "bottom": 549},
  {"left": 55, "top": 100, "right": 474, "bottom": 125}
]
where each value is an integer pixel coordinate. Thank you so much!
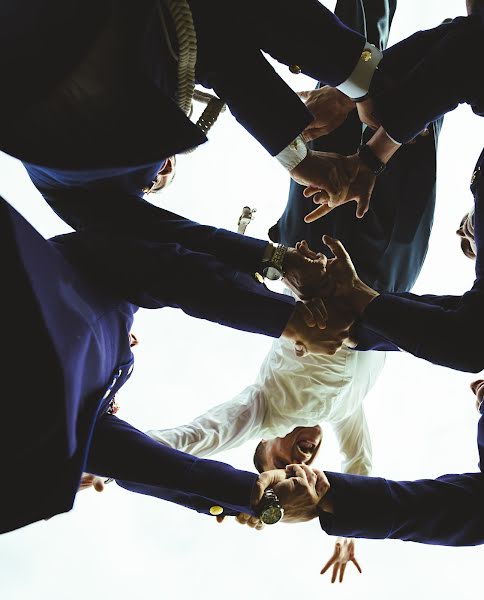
[{"left": 304, "top": 204, "right": 334, "bottom": 223}]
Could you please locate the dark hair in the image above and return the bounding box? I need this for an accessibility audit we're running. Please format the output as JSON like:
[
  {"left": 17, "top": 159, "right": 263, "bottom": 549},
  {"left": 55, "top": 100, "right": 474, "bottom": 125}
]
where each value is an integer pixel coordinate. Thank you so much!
[
  {"left": 253, "top": 441, "right": 265, "bottom": 473},
  {"left": 243, "top": 206, "right": 251, "bottom": 210}
]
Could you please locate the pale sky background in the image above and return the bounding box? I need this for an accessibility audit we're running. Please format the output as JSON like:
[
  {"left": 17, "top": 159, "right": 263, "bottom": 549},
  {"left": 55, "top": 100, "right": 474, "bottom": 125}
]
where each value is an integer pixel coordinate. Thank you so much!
[{"left": 1, "top": 1, "right": 484, "bottom": 599}]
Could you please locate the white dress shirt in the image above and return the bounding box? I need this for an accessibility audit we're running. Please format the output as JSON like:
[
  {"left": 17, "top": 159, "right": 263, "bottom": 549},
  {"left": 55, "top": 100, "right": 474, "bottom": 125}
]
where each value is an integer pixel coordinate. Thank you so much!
[{"left": 148, "top": 337, "right": 385, "bottom": 476}]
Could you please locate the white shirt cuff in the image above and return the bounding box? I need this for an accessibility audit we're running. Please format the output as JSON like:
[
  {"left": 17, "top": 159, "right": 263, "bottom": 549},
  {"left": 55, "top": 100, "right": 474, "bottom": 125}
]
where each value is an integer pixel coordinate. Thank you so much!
[
  {"left": 275, "top": 134, "right": 308, "bottom": 171},
  {"left": 336, "top": 42, "right": 382, "bottom": 100}
]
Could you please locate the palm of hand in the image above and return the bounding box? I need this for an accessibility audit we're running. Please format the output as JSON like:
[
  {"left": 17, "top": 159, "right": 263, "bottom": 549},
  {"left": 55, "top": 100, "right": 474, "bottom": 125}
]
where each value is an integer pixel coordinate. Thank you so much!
[{"left": 324, "top": 257, "right": 356, "bottom": 299}]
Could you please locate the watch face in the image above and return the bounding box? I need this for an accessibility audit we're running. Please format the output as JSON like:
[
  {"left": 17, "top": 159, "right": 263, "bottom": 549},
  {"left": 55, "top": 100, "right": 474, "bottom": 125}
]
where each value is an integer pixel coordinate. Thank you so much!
[
  {"left": 263, "top": 266, "right": 283, "bottom": 281},
  {"left": 260, "top": 505, "right": 283, "bottom": 525}
]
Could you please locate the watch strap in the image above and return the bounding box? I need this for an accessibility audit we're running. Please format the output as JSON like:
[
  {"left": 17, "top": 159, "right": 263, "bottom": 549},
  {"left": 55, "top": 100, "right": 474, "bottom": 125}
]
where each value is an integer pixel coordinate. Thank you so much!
[{"left": 357, "top": 143, "right": 386, "bottom": 176}]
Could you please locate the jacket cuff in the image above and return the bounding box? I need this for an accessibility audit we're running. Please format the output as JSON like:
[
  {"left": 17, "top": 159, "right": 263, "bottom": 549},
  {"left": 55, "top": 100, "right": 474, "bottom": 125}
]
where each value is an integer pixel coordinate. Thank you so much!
[
  {"left": 336, "top": 42, "right": 382, "bottom": 100},
  {"left": 187, "top": 457, "right": 258, "bottom": 516},
  {"left": 319, "top": 472, "right": 395, "bottom": 539}
]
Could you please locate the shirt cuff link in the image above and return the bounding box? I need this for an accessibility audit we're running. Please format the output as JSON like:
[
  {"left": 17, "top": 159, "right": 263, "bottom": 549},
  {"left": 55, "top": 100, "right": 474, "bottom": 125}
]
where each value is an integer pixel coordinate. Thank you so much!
[
  {"left": 336, "top": 42, "right": 382, "bottom": 101},
  {"left": 275, "top": 134, "right": 308, "bottom": 171}
]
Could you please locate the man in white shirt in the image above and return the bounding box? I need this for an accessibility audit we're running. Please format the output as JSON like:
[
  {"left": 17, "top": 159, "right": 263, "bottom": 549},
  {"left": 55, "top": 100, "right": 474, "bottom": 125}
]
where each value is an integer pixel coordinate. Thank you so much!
[{"left": 148, "top": 331, "right": 382, "bottom": 479}]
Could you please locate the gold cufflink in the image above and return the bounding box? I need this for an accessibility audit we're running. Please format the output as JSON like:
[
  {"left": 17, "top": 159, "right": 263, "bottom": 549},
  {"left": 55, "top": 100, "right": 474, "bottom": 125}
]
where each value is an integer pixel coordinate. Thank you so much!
[
  {"left": 289, "top": 64, "right": 302, "bottom": 74},
  {"left": 254, "top": 272, "right": 264, "bottom": 283},
  {"left": 209, "top": 505, "right": 224, "bottom": 516},
  {"left": 361, "top": 49, "right": 372, "bottom": 62},
  {"left": 472, "top": 170, "right": 478, "bottom": 184},
  {"left": 419, "top": 128, "right": 430, "bottom": 137}
]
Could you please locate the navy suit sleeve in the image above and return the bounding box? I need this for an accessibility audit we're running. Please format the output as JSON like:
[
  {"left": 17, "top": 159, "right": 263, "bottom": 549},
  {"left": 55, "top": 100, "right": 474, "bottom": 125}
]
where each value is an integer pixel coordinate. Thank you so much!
[
  {"left": 86, "top": 415, "right": 258, "bottom": 517},
  {"left": 52, "top": 231, "right": 295, "bottom": 338},
  {"left": 191, "top": 0, "right": 366, "bottom": 155},
  {"left": 354, "top": 294, "right": 462, "bottom": 352},
  {"left": 33, "top": 186, "right": 269, "bottom": 274},
  {"left": 319, "top": 471, "right": 484, "bottom": 546},
  {"left": 372, "top": 16, "right": 484, "bottom": 143},
  {"left": 359, "top": 288, "right": 484, "bottom": 372},
  {"left": 352, "top": 326, "right": 401, "bottom": 352}
]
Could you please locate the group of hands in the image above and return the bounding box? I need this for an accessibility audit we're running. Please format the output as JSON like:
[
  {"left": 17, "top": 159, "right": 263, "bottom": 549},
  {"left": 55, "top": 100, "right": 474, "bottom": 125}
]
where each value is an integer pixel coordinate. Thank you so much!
[
  {"left": 243, "top": 465, "right": 361, "bottom": 582},
  {"left": 79, "top": 87, "right": 379, "bottom": 582},
  {"left": 289, "top": 85, "right": 390, "bottom": 223},
  {"left": 80, "top": 463, "right": 360, "bottom": 582},
  {"left": 282, "top": 235, "right": 378, "bottom": 358}
]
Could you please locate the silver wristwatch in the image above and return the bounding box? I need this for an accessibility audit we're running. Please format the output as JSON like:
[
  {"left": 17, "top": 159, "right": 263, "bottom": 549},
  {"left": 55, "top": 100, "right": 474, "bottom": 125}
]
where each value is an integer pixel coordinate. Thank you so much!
[
  {"left": 262, "top": 244, "right": 288, "bottom": 281},
  {"left": 257, "top": 489, "right": 284, "bottom": 525}
]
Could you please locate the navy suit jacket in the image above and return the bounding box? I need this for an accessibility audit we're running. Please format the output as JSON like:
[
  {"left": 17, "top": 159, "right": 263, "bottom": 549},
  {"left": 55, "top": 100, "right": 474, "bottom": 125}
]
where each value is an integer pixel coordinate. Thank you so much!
[
  {"left": 371, "top": 15, "right": 484, "bottom": 143},
  {"left": 319, "top": 405, "right": 484, "bottom": 546},
  {"left": 1, "top": 0, "right": 368, "bottom": 173},
  {"left": 0, "top": 196, "right": 299, "bottom": 534},
  {"left": 357, "top": 148, "right": 484, "bottom": 373},
  {"left": 269, "top": 0, "right": 442, "bottom": 296}
]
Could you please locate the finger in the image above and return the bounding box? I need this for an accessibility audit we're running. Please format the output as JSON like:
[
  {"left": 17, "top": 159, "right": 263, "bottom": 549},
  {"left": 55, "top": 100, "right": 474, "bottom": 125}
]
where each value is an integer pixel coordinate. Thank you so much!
[
  {"left": 304, "top": 204, "right": 334, "bottom": 223},
  {"left": 247, "top": 516, "right": 262, "bottom": 528},
  {"left": 299, "top": 302, "right": 316, "bottom": 328},
  {"left": 322, "top": 235, "right": 351, "bottom": 261},
  {"left": 297, "top": 240, "right": 319, "bottom": 261},
  {"left": 303, "top": 185, "right": 321, "bottom": 198},
  {"left": 236, "top": 513, "right": 251, "bottom": 525},
  {"left": 320, "top": 556, "right": 337, "bottom": 574},
  {"left": 294, "top": 341, "right": 307, "bottom": 357},
  {"left": 298, "top": 463, "right": 318, "bottom": 483},
  {"left": 356, "top": 194, "right": 371, "bottom": 219},
  {"left": 317, "top": 253, "right": 328, "bottom": 267},
  {"left": 308, "top": 298, "right": 327, "bottom": 329},
  {"left": 331, "top": 563, "right": 339, "bottom": 584},
  {"left": 312, "top": 191, "right": 331, "bottom": 205},
  {"left": 93, "top": 477, "right": 105, "bottom": 492},
  {"left": 339, "top": 563, "right": 347, "bottom": 583},
  {"left": 313, "top": 470, "right": 330, "bottom": 496},
  {"left": 287, "top": 463, "right": 309, "bottom": 484},
  {"left": 351, "top": 558, "right": 362, "bottom": 574}
]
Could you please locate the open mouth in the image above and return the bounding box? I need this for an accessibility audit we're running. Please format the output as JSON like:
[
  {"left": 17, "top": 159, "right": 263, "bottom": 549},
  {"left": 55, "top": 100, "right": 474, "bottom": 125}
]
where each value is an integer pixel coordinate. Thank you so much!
[{"left": 296, "top": 439, "right": 317, "bottom": 457}]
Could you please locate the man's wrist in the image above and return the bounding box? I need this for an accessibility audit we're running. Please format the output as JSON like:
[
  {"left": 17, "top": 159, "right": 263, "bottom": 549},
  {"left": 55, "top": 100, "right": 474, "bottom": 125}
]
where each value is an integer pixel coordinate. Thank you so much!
[
  {"left": 366, "top": 127, "right": 401, "bottom": 163},
  {"left": 318, "top": 493, "right": 334, "bottom": 515},
  {"left": 348, "top": 280, "right": 379, "bottom": 316}
]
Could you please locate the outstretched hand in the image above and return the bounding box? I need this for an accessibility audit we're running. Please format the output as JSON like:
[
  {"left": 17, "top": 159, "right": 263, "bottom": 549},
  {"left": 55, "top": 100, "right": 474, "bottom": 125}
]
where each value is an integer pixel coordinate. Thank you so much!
[
  {"left": 320, "top": 538, "right": 362, "bottom": 583},
  {"left": 290, "top": 150, "right": 359, "bottom": 208},
  {"left": 304, "top": 155, "right": 376, "bottom": 222}
]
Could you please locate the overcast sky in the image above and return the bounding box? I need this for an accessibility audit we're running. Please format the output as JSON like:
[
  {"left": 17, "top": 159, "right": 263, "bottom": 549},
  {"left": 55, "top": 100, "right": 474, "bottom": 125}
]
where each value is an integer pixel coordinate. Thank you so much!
[{"left": 1, "top": 2, "right": 484, "bottom": 599}]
